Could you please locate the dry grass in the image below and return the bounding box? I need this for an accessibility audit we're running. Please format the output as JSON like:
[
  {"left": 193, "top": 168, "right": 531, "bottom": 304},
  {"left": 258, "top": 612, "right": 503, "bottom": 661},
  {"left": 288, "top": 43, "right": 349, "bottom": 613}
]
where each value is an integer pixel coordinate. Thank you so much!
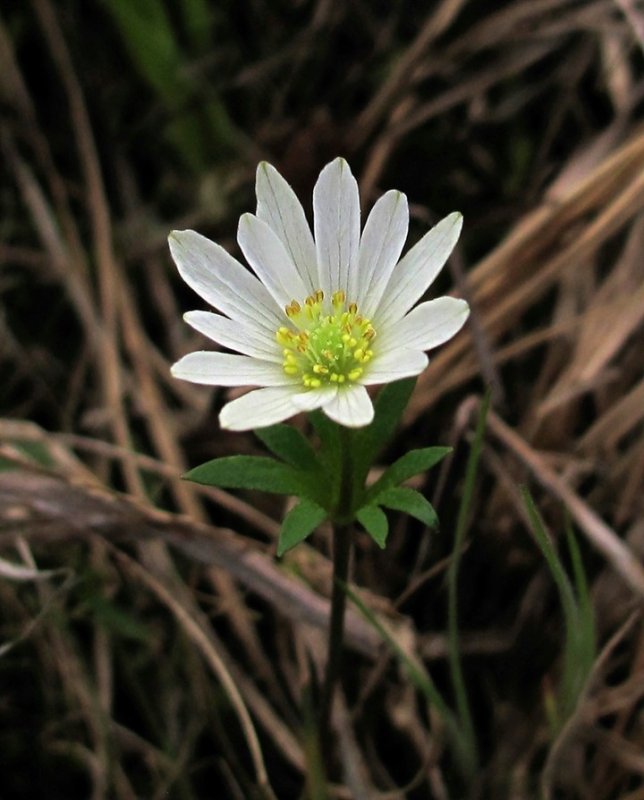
[{"left": 1, "top": 1, "right": 643, "bottom": 798}]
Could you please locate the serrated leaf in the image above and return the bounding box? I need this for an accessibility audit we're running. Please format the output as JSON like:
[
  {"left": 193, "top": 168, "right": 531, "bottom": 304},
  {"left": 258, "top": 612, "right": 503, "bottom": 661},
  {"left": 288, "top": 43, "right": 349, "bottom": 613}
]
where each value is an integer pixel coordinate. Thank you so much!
[
  {"left": 184, "top": 455, "right": 309, "bottom": 496},
  {"left": 368, "top": 446, "right": 451, "bottom": 499},
  {"left": 356, "top": 505, "right": 389, "bottom": 548},
  {"left": 352, "top": 378, "right": 416, "bottom": 484},
  {"left": 277, "top": 499, "right": 327, "bottom": 556},
  {"left": 255, "top": 424, "right": 321, "bottom": 471},
  {"left": 375, "top": 486, "right": 438, "bottom": 528}
]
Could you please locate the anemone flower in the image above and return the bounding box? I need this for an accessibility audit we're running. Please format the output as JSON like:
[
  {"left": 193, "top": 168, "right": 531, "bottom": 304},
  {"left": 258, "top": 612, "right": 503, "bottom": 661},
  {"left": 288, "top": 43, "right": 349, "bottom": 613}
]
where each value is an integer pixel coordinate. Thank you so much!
[{"left": 170, "top": 158, "right": 469, "bottom": 430}]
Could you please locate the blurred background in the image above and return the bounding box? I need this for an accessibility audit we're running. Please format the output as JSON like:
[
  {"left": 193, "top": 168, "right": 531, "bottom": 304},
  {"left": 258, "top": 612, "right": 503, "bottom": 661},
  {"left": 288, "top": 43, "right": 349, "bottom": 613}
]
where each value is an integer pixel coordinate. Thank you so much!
[{"left": 1, "top": 1, "right": 643, "bottom": 798}]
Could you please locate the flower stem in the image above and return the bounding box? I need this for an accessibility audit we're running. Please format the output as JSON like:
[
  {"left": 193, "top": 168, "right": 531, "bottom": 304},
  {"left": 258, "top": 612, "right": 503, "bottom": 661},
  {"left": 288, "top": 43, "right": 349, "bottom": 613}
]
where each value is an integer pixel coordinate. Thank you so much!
[{"left": 318, "top": 425, "right": 355, "bottom": 752}]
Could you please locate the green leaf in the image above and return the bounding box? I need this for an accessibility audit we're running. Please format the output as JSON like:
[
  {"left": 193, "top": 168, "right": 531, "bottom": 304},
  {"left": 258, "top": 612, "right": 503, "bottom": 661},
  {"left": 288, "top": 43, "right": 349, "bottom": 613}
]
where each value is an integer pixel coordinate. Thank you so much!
[
  {"left": 277, "top": 499, "right": 327, "bottom": 556},
  {"left": 184, "top": 455, "right": 310, "bottom": 496},
  {"left": 255, "top": 424, "right": 320, "bottom": 471},
  {"left": 374, "top": 486, "right": 438, "bottom": 528},
  {"left": 308, "top": 409, "right": 342, "bottom": 508},
  {"left": 352, "top": 378, "right": 416, "bottom": 484},
  {"left": 356, "top": 505, "right": 389, "bottom": 548},
  {"left": 309, "top": 410, "right": 340, "bottom": 471},
  {"left": 367, "top": 446, "right": 452, "bottom": 499}
]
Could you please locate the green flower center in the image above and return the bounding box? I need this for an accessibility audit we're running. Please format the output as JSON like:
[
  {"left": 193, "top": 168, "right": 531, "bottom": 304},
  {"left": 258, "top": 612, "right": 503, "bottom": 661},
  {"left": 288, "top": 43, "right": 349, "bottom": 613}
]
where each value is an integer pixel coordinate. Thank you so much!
[{"left": 276, "top": 290, "right": 376, "bottom": 388}]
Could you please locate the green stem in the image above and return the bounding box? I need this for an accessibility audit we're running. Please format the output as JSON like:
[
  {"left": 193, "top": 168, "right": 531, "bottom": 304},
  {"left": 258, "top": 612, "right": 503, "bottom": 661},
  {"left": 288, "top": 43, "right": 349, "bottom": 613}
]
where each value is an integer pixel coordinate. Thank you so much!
[{"left": 318, "top": 426, "right": 355, "bottom": 753}]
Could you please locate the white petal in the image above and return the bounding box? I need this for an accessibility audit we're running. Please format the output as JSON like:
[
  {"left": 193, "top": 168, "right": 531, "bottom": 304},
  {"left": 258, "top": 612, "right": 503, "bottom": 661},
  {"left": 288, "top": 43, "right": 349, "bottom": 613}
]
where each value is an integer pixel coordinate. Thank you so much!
[
  {"left": 322, "top": 384, "right": 374, "bottom": 427},
  {"left": 171, "top": 352, "right": 289, "bottom": 387},
  {"left": 355, "top": 190, "right": 409, "bottom": 315},
  {"left": 219, "top": 386, "right": 300, "bottom": 430},
  {"left": 291, "top": 385, "right": 337, "bottom": 411},
  {"left": 184, "top": 310, "right": 282, "bottom": 362},
  {"left": 393, "top": 297, "right": 469, "bottom": 351},
  {"left": 375, "top": 212, "right": 462, "bottom": 327},
  {"left": 237, "top": 213, "right": 309, "bottom": 309},
  {"left": 256, "top": 162, "right": 317, "bottom": 293},
  {"left": 361, "top": 349, "right": 428, "bottom": 385},
  {"left": 313, "top": 158, "right": 360, "bottom": 300},
  {"left": 169, "top": 230, "right": 282, "bottom": 334}
]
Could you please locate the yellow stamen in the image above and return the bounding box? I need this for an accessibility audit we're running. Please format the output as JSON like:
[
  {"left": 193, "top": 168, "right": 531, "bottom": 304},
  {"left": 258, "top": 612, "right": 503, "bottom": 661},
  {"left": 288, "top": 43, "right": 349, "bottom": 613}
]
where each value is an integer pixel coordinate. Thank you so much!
[{"left": 278, "top": 289, "right": 376, "bottom": 390}]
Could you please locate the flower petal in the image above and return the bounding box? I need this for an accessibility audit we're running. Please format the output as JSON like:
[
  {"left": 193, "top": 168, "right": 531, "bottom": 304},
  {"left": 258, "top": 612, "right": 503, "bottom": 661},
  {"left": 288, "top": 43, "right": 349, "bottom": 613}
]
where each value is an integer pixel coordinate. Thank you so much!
[
  {"left": 219, "top": 386, "right": 302, "bottom": 430},
  {"left": 322, "top": 384, "right": 374, "bottom": 427},
  {"left": 171, "top": 352, "right": 289, "bottom": 386},
  {"left": 237, "top": 213, "right": 310, "bottom": 309},
  {"left": 291, "top": 385, "right": 337, "bottom": 411},
  {"left": 361, "top": 349, "right": 428, "bottom": 385},
  {"left": 390, "top": 297, "right": 469, "bottom": 351},
  {"left": 355, "top": 190, "right": 408, "bottom": 315},
  {"left": 313, "top": 158, "right": 360, "bottom": 300},
  {"left": 169, "top": 230, "right": 282, "bottom": 334},
  {"left": 374, "top": 212, "right": 462, "bottom": 327},
  {"left": 255, "top": 162, "right": 317, "bottom": 294},
  {"left": 184, "top": 310, "right": 282, "bottom": 362}
]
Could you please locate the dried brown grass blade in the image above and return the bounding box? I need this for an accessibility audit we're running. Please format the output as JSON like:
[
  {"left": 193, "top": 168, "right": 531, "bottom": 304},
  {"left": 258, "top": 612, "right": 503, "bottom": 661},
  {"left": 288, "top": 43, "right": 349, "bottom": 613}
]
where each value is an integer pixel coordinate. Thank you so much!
[{"left": 486, "top": 408, "right": 644, "bottom": 598}]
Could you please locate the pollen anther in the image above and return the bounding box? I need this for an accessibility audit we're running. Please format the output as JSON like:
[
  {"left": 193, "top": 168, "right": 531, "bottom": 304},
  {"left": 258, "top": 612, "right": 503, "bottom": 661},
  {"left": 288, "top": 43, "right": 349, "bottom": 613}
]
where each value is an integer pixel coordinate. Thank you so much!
[{"left": 278, "top": 289, "right": 375, "bottom": 388}]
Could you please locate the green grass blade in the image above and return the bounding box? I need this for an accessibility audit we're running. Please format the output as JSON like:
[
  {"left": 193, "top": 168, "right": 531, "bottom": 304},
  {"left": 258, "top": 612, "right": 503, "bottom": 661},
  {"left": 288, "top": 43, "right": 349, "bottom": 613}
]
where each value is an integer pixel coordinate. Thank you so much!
[
  {"left": 446, "top": 389, "right": 491, "bottom": 775},
  {"left": 565, "top": 515, "right": 596, "bottom": 675},
  {"left": 521, "top": 488, "right": 579, "bottom": 636},
  {"left": 521, "top": 488, "right": 595, "bottom": 726},
  {"left": 343, "top": 582, "right": 471, "bottom": 770}
]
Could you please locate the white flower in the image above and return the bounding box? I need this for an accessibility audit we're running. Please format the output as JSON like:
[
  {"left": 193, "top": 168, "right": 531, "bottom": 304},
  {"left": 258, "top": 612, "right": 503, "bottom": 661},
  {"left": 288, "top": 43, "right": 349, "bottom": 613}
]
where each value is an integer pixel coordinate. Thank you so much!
[{"left": 170, "top": 158, "right": 469, "bottom": 430}]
